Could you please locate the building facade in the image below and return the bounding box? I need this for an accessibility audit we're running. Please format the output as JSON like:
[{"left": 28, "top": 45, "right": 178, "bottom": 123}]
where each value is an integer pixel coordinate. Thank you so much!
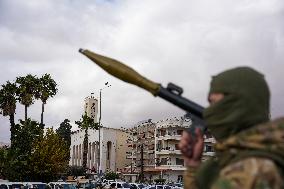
[
  {"left": 122, "top": 116, "right": 216, "bottom": 183},
  {"left": 154, "top": 117, "right": 191, "bottom": 183},
  {"left": 69, "top": 95, "right": 131, "bottom": 174},
  {"left": 70, "top": 96, "right": 216, "bottom": 182},
  {"left": 84, "top": 95, "right": 98, "bottom": 122},
  {"left": 70, "top": 127, "right": 132, "bottom": 174}
]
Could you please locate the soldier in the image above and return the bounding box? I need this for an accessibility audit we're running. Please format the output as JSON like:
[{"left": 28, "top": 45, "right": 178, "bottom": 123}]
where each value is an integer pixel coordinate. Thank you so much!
[{"left": 179, "top": 67, "right": 284, "bottom": 189}]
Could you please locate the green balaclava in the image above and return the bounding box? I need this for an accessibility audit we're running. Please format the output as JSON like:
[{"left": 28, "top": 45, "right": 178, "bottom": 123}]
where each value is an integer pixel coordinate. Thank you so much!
[{"left": 203, "top": 67, "right": 270, "bottom": 141}]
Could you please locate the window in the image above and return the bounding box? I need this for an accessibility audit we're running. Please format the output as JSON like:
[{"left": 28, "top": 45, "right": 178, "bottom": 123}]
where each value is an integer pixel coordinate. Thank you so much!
[
  {"left": 177, "top": 175, "right": 183, "bottom": 183},
  {"left": 177, "top": 130, "right": 183, "bottom": 135},
  {"left": 160, "top": 129, "right": 166, "bottom": 136},
  {"left": 160, "top": 158, "right": 168, "bottom": 165},
  {"left": 107, "top": 141, "right": 112, "bottom": 160},
  {"left": 176, "top": 158, "right": 184, "bottom": 166},
  {"left": 175, "top": 144, "right": 179, "bottom": 150},
  {"left": 122, "top": 183, "right": 131, "bottom": 188},
  {"left": 205, "top": 145, "right": 213, "bottom": 152},
  {"left": 0, "top": 185, "right": 8, "bottom": 189}
]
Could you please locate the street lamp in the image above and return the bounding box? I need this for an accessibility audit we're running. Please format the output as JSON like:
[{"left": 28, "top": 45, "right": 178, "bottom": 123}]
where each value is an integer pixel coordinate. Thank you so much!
[{"left": 98, "top": 82, "right": 111, "bottom": 179}]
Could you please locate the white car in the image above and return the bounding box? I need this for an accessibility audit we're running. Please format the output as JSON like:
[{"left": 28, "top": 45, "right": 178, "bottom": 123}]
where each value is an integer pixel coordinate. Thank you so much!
[
  {"left": 170, "top": 183, "right": 183, "bottom": 189},
  {"left": 145, "top": 185, "right": 172, "bottom": 189},
  {"left": 48, "top": 182, "right": 76, "bottom": 189}
]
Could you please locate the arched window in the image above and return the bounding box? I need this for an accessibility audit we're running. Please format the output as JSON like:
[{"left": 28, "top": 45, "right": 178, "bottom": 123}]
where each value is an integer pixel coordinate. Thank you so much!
[{"left": 107, "top": 141, "right": 112, "bottom": 160}]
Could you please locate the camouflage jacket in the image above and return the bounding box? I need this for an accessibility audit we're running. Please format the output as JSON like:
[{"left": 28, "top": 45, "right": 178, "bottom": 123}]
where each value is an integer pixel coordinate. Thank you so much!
[{"left": 184, "top": 117, "right": 284, "bottom": 189}]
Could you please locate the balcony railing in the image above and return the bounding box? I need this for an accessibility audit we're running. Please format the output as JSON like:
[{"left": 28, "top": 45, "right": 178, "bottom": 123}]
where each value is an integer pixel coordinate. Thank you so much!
[
  {"left": 156, "top": 135, "right": 182, "bottom": 141},
  {"left": 156, "top": 148, "right": 181, "bottom": 155},
  {"left": 156, "top": 165, "right": 186, "bottom": 171}
]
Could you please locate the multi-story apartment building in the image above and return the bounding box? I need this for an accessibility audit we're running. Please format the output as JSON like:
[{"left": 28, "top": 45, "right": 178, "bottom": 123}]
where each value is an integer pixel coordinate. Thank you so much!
[
  {"left": 136, "top": 120, "right": 156, "bottom": 180},
  {"left": 154, "top": 116, "right": 191, "bottom": 183},
  {"left": 122, "top": 115, "right": 216, "bottom": 183}
]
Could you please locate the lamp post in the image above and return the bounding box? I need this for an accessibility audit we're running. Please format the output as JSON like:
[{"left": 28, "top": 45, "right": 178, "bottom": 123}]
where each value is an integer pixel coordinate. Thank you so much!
[{"left": 98, "top": 82, "right": 111, "bottom": 179}]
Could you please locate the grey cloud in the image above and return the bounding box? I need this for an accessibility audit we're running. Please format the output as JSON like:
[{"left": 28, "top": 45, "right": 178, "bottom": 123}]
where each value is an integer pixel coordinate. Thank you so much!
[{"left": 0, "top": 0, "right": 283, "bottom": 143}]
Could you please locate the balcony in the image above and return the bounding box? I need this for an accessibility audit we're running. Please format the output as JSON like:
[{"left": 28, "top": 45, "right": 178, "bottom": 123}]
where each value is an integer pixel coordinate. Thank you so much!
[
  {"left": 156, "top": 165, "right": 186, "bottom": 171},
  {"left": 156, "top": 134, "right": 182, "bottom": 141},
  {"left": 127, "top": 143, "right": 137, "bottom": 148},
  {"left": 204, "top": 137, "right": 216, "bottom": 143},
  {"left": 126, "top": 155, "right": 136, "bottom": 159},
  {"left": 203, "top": 151, "right": 215, "bottom": 157},
  {"left": 156, "top": 148, "right": 181, "bottom": 155}
]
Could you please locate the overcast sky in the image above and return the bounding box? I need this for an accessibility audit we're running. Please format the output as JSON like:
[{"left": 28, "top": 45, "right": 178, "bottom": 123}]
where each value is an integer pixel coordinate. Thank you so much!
[{"left": 0, "top": 0, "right": 283, "bottom": 143}]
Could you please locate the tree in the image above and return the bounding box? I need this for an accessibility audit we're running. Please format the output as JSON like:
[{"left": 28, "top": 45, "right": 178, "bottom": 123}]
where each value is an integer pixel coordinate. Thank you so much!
[
  {"left": 75, "top": 114, "right": 98, "bottom": 170},
  {"left": 0, "top": 81, "right": 18, "bottom": 148},
  {"left": 28, "top": 128, "right": 69, "bottom": 182},
  {"left": 35, "top": 74, "right": 57, "bottom": 128},
  {"left": 154, "top": 178, "right": 166, "bottom": 184},
  {"left": 56, "top": 119, "right": 72, "bottom": 160},
  {"left": 2, "top": 119, "right": 43, "bottom": 181},
  {"left": 13, "top": 119, "right": 43, "bottom": 155},
  {"left": 104, "top": 171, "right": 119, "bottom": 180},
  {"left": 67, "top": 166, "right": 86, "bottom": 177},
  {"left": 0, "top": 146, "right": 9, "bottom": 179},
  {"left": 16, "top": 74, "right": 38, "bottom": 121}
]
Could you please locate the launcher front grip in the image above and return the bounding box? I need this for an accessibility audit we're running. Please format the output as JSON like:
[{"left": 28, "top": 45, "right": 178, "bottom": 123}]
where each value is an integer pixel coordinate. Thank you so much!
[{"left": 79, "top": 48, "right": 206, "bottom": 132}]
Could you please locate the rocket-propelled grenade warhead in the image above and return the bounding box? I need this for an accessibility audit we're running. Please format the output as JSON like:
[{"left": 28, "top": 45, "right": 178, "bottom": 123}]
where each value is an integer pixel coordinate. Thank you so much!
[
  {"left": 79, "top": 48, "right": 205, "bottom": 129},
  {"left": 79, "top": 48, "right": 160, "bottom": 96}
]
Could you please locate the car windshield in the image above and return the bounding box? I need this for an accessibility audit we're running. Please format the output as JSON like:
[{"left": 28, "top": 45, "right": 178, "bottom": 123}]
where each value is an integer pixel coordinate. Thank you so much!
[
  {"left": 33, "top": 184, "right": 47, "bottom": 189},
  {"left": 0, "top": 185, "right": 8, "bottom": 189},
  {"left": 122, "top": 183, "right": 132, "bottom": 188},
  {"left": 62, "top": 184, "right": 75, "bottom": 189},
  {"left": 10, "top": 184, "right": 24, "bottom": 189}
]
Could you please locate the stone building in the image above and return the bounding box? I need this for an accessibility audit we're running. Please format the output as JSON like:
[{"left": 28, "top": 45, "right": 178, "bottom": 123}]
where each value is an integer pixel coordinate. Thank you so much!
[
  {"left": 69, "top": 127, "right": 131, "bottom": 174},
  {"left": 69, "top": 95, "right": 131, "bottom": 174}
]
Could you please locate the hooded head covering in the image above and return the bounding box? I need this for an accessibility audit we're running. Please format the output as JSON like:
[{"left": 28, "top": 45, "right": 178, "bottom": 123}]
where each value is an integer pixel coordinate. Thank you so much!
[{"left": 203, "top": 67, "right": 270, "bottom": 141}]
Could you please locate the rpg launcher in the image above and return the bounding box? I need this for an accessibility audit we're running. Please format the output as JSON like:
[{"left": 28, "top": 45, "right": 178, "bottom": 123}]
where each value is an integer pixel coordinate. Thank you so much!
[{"left": 79, "top": 49, "right": 205, "bottom": 134}]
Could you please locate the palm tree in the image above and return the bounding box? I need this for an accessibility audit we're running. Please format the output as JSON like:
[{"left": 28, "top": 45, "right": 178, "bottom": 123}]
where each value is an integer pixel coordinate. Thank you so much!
[
  {"left": 35, "top": 74, "right": 57, "bottom": 129},
  {"left": 75, "top": 113, "right": 98, "bottom": 170},
  {"left": 0, "top": 81, "right": 18, "bottom": 148},
  {"left": 16, "top": 74, "right": 38, "bottom": 121}
]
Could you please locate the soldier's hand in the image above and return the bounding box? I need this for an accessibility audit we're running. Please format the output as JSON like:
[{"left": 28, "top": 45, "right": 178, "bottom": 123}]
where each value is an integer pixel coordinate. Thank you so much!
[{"left": 179, "top": 128, "right": 204, "bottom": 167}]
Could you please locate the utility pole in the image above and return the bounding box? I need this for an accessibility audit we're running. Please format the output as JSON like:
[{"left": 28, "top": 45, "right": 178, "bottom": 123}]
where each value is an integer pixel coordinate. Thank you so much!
[
  {"left": 97, "top": 82, "right": 111, "bottom": 180},
  {"left": 98, "top": 89, "right": 102, "bottom": 179},
  {"left": 131, "top": 131, "right": 133, "bottom": 174}
]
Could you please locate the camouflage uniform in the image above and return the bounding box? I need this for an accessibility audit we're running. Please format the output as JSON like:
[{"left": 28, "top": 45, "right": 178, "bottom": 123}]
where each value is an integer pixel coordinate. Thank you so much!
[
  {"left": 184, "top": 118, "right": 284, "bottom": 189},
  {"left": 183, "top": 67, "right": 284, "bottom": 189}
]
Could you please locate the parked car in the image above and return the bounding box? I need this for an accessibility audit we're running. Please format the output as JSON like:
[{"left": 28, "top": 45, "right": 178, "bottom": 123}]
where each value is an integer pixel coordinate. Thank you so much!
[
  {"left": 6, "top": 182, "right": 25, "bottom": 189},
  {"left": 145, "top": 185, "right": 172, "bottom": 189},
  {"left": 129, "top": 183, "right": 147, "bottom": 189},
  {"left": 48, "top": 182, "right": 76, "bottom": 189},
  {"left": 0, "top": 182, "right": 9, "bottom": 189},
  {"left": 170, "top": 183, "right": 183, "bottom": 189},
  {"left": 108, "top": 182, "right": 132, "bottom": 189}
]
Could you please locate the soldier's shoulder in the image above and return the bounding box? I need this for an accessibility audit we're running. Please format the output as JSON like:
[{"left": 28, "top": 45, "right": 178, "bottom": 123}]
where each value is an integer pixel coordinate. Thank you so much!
[{"left": 212, "top": 157, "right": 283, "bottom": 189}]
